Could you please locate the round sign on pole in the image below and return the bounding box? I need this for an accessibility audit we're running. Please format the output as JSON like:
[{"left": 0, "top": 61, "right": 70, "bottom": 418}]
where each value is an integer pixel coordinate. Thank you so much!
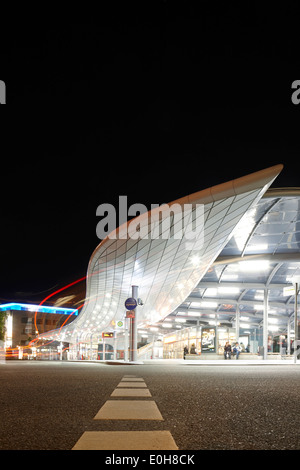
[{"left": 125, "top": 297, "right": 137, "bottom": 310}]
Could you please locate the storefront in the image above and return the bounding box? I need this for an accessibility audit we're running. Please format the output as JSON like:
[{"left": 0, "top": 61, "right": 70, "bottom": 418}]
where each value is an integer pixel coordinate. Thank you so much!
[
  {"left": 163, "top": 326, "right": 203, "bottom": 359},
  {"left": 163, "top": 325, "right": 251, "bottom": 358}
]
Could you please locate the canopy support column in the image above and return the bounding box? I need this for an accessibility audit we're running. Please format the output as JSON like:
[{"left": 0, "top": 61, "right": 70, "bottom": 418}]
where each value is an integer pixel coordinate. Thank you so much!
[{"left": 263, "top": 289, "right": 269, "bottom": 360}]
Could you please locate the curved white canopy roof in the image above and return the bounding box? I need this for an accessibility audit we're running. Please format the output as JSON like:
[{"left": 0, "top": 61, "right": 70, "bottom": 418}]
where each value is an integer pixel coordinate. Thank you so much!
[
  {"left": 166, "top": 186, "right": 300, "bottom": 337},
  {"left": 39, "top": 165, "right": 283, "bottom": 343}
]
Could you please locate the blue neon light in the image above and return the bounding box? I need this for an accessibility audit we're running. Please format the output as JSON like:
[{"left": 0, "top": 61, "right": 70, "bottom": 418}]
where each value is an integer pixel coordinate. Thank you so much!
[{"left": 0, "top": 303, "right": 78, "bottom": 316}]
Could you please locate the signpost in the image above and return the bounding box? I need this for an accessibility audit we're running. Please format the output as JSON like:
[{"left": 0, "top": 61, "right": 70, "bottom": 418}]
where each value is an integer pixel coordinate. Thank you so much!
[
  {"left": 283, "top": 281, "right": 300, "bottom": 362},
  {"left": 125, "top": 287, "right": 138, "bottom": 362}
]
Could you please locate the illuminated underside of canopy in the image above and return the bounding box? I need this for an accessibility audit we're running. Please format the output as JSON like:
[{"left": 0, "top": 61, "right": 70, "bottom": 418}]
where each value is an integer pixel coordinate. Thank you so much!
[{"left": 39, "top": 165, "right": 283, "bottom": 343}]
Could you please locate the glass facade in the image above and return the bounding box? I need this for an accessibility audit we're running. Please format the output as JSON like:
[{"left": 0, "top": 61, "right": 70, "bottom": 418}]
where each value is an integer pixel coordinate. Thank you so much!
[{"left": 163, "top": 326, "right": 253, "bottom": 359}]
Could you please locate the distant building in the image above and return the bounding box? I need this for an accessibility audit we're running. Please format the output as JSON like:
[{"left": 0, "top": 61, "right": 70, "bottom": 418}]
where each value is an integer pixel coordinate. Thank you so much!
[{"left": 0, "top": 303, "right": 77, "bottom": 359}]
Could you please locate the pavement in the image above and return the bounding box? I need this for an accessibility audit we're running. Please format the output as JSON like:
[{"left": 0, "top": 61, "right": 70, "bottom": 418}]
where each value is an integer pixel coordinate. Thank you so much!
[{"left": 1, "top": 360, "right": 300, "bottom": 452}]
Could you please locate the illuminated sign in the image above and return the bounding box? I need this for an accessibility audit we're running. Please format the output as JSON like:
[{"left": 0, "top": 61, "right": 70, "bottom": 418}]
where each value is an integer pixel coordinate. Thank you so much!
[
  {"left": 0, "top": 303, "right": 78, "bottom": 316},
  {"left": 201, "top": 327, "right": 216, "bottom": 353},
  {"left": 126, "top": 311, "right": 135, "bottom": 318},
  {"left": 125, "top": 298, "right": 137, "bottom": 310},
  {"left": 102, "top": 332, "right": 114, "bottom": 338}
]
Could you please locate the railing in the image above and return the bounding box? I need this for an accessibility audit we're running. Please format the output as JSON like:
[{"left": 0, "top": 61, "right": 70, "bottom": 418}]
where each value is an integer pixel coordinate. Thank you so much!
[{"left": 137, "top": 342, "right": 153, "bottom": 360}]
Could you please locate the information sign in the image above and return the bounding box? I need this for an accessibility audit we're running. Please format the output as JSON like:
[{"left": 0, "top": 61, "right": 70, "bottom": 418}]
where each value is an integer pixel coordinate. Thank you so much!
[
  {"left": 102, "top": 332, "right": 114, "bottom": 338},
  {"left": 125, "top": 297, "right": 137, "bottom": 310}
]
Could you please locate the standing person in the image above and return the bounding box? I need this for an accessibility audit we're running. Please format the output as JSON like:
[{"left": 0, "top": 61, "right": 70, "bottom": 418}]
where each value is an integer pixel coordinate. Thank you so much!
[
  {"left": 281, "top": 338, "right": 287, "bottom": 355},
  {"left": 183, "top": 345, "right": 188, "bottom": 360},
  {"left": 224, "top": 341, "right": 232, "bottom": 359}
]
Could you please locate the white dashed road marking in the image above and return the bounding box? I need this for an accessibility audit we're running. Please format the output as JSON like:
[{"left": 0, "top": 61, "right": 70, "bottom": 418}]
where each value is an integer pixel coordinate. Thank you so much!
[
  {"left": 72, "top": 430, "right": 178, "bottom": 450},
  {"left": 94, "top": 399, "right": 163, "bottom": 420},
  {"left": 120, "top": 377, "right": 145, "bottom": 381},
  {"left": 111, "top": 388, "right": 152, "bottom": 397},
  {"left": 117, "top": 381, "right": 147, "bottom": 387},
  {"left": 72, "top": 375, "right": 178, "bottom": 450}
]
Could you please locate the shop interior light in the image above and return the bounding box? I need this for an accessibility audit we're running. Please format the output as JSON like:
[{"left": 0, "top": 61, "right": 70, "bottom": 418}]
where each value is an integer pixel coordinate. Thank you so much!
[{"left": 162, "top": 323, "right": 172, "bottom": 328}]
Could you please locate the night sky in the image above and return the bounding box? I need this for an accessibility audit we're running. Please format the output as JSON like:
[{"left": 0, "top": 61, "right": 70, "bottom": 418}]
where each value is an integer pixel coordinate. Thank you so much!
[{"left": 1, "top": 3, "right": 300, "bottom": 305}]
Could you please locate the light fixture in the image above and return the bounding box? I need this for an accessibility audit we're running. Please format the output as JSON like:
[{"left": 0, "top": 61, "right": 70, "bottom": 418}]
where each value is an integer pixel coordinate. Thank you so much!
[
  {"left": 218, "top": 287, "right": 240, "bottom": 294},
  {"left": 248, "top": 244, "right": 268, "bottom": 251},
  {"left": 201, "top": 301, "right": 218, "bottom": 308},
  {"left": 191, "top": 255, "right": 200, "bottom": 266},
  {"left": 268, "top": 325, "right": 279, "bottom": 332},
  {"left": 254, "top": 304, "right": 264, "bottom": 310},
  {"left": 190, "top": 302, "right": 202, "bottom": 308},
  {"left": 238, "top": 260, "right": 270, "bottom": 271},
  {"left": 204, "top": 288, "right": 218, "bottom": 296}
]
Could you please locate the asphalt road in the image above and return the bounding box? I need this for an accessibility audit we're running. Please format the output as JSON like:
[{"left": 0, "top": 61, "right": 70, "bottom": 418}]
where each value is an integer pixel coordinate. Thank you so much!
[{"left": 1, "top": 361, "right": 300, "bottom": 451}]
